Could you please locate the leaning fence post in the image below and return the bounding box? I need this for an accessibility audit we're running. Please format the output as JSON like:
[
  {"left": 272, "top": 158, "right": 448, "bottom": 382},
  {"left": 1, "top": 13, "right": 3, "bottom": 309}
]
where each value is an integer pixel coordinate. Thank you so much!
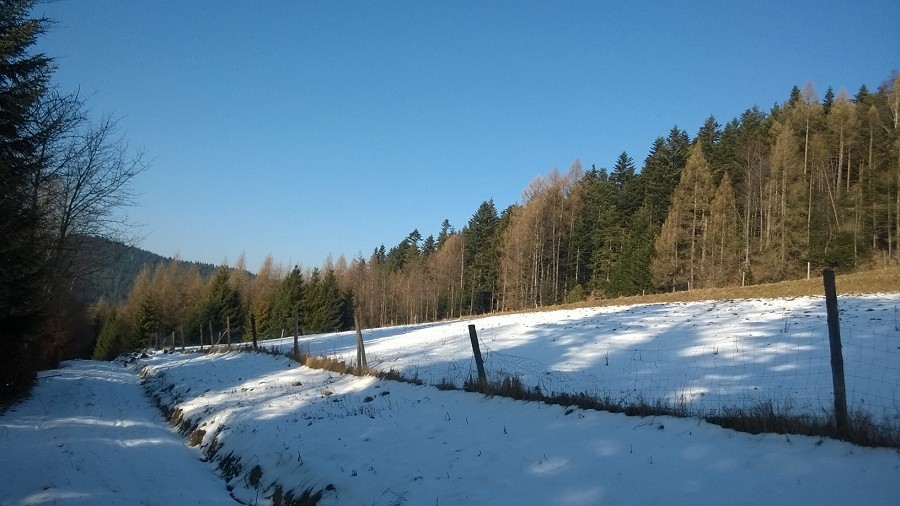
[
  {"left": 468, "top": 324, "right": 487, "bottom": 385},
  {"left": 250, "top": 313, "right": 258, "bottom": 350},
  {"left": 354, "top": 308, "right": 368, "bottom": 374},
  {"left": 293, "top": 310, "right": 300, "bottom": 360},
  {"left": 823, "top": 269, "right": 849, "bottom": 438}
]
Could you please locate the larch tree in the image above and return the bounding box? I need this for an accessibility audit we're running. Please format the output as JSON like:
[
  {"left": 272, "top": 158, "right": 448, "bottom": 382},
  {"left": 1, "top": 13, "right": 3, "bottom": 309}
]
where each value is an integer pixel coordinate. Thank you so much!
[
  {"left": 759, "top": 121, "right": 807, "bottom": 280},
  {"left": 247, "top": 255, "right": 282, "bottom": 339},
  {"left": 887, "top": 75, "right": 900, "bottom": 262},
  {"left": 704, "top": 173, "right": 742, "bottom": 286},
  {"left": 827, "top": 90, "right": 860, "bottom": 196},
  {"left": 427, "top": 232, "right": 464, "bottom": 319},
  {"left": 651, "top": 144, "right": 715, "bottom": 290},
  {"left": 732, "top": 106, "right": 770, "bottom": 276}
]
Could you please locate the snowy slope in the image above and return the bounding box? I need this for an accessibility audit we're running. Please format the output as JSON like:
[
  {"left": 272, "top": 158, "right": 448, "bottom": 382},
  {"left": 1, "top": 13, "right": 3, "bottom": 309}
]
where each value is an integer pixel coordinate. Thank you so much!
[
  {"left": 257, "top": 294, "right": 900, "bottom": 419},
  {"left": 2, "top": 294, "right": 898, "bottom": 505},
  {"left": 141, "top": 350, "right": 899, "bottom": 505}
]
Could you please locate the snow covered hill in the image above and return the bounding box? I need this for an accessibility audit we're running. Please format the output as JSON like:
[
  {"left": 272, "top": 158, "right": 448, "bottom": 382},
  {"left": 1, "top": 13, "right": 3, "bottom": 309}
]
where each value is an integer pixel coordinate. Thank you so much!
[
  {"left": 258, "top": 294, "right": 900, "bottom": 419},
  {"left": 2, "top": 294, "right": 898, "bottom": 505}
]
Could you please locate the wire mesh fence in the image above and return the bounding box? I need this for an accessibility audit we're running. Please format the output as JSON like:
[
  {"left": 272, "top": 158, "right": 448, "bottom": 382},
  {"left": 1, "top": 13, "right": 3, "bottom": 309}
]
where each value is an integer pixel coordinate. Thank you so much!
[{"left": 259, "top": 295, "right": 899, "bottom": 425}]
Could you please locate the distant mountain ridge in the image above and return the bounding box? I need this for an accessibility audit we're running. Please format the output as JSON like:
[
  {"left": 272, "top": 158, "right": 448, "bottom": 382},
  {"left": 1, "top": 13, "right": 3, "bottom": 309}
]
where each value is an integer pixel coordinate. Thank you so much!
[{"left": 75, "top": 237, "right": 218, "bottom": 304}]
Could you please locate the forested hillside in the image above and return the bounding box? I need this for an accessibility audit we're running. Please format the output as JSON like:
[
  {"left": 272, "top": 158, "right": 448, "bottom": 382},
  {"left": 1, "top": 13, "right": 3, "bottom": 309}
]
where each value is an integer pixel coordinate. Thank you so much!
[
  {"left": 96, "top": 75, "right": 900, "bottom": 360},
  {"left": 74, "top": 237, "right": 216, "bottom": 304},
  {"left": 347, "top": 78, "right": 900, "bottom": 323}
]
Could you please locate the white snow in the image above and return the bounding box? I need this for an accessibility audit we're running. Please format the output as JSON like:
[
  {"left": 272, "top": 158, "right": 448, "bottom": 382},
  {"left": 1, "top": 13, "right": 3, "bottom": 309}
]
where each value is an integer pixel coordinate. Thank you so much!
[
  {"left": 0, "top": 361, "right": 235, "bottom": 505},
  {"left": 2, "top": 294, "right": 899, "bottom": 505}
]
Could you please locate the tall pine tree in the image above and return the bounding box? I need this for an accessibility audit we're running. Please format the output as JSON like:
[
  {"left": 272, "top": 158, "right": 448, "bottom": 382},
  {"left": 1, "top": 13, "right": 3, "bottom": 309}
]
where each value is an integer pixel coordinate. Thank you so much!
[
  {"left": 0, "top": 0, "right": 54, "bottom": 396},
  {"left": 462, "top": 200, "right": 501, "bottom": 313}
]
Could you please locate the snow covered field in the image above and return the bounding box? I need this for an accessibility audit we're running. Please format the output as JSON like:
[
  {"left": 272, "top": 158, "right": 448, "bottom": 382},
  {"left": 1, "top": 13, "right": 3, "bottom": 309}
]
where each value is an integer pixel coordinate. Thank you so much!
[
  {"left": 264, "top": 294, "right": 900, "bottom": 419},
  {"left": 2, "top": 294, "right": 899, "bottom": 505}
]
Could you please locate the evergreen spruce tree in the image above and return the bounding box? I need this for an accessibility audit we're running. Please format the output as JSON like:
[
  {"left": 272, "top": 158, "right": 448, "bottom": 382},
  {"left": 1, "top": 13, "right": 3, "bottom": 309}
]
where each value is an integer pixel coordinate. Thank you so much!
[
  {"left": 269, "top": 265, "right": 304, "bottom": 337},
  {"left": 437, "top": 219, "right": 454, "bottom": 248},
  {"left": 608, "top": 202, "right": 656, "bottom": 296},
  {"left": 0, "top": 0, "right": 54, "bottom": 397},
  {"left": 639, "top": 126, "right": 691, "bottom": 227},
  {"left": 92, "top": 310, "right": 128, "bottom": 360},
  {"left": 300, "top": 268, "right": 344, "bottom": 333},
  {"left": 588, "top": 202, "right": 621, "bottom": 296},
  {"left": 788, "top": 85, "right": 802, "bottom": 106},
  {"left": 321, "top": 269, "right": 346, "bottom": 331},
  {"left": 302, "top": 269, "right": 328, "bottom": 333},
  {"left": 580, "top": 168, "right": 619, "bottom": 296},
  {"left": 462, "top": 200, "right": 501, "bottom": 313},
  {"left": 570, "top": 166, "right": 608, "bottom": 291},
  {"left": 137, "top": 295, "right": 160, "bottom": 348},
  {"left": 854, "top": 84, "right": 870, "bottom": 105},
  {"left": 610, "top": 151, "right": 640, "bottom": 217},
  {"left": 422, "top": 235, "right": 436, "bottom": 256},
  {"left": 823, "top": 86, "right": 835, "bottom": 116},
  {"left": 695, "top": 116, "right": 723, "bottom": 181},
  {"left": 200, "top": 266, "right": 243, "bottom": 342}
]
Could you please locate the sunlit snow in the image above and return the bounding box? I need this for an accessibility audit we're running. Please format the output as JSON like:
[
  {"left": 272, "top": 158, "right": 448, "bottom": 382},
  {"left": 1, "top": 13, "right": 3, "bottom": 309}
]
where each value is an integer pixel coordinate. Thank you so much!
[{"left": 1, "top": 294, "right": 898, "bottom": 505}]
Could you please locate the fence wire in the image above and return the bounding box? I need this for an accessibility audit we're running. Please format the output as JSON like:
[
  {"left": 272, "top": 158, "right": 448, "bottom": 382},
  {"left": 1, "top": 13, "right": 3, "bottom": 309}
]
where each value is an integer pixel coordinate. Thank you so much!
[{"left": 259, "top": 297, "right": 900, "bottom": 424}]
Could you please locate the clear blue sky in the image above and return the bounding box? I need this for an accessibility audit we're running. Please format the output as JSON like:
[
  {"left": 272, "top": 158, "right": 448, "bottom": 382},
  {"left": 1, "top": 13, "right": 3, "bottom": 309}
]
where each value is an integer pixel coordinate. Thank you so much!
[{"left": 36, "top": 1, "right": 899, "bottom": 273}]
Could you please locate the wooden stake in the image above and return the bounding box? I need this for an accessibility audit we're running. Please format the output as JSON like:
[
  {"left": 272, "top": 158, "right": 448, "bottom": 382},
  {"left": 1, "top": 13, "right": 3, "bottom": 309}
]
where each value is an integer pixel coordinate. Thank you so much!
[
  {"left": 468, "top": 324, "right": 487, "bottom": 385},
  {"left": 293, "top": 310, "right": 300, "bottom": 360},
  {"left": 354, "top": 309, "right": 368, "bottom": 374},
  {"left": 823, "top": 269, "right": 849, "bottom": 438}
]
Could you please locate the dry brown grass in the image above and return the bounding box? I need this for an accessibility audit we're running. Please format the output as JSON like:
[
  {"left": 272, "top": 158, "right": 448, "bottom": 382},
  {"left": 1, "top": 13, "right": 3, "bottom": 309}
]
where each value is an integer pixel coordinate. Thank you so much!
[{"left": 560, "top": 267, "right": 900, "bottom": 311}]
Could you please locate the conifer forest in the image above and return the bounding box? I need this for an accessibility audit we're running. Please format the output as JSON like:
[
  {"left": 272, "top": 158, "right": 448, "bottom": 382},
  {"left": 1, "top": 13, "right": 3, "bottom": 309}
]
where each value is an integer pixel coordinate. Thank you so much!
[
  {"left": 2, "top": 1, "right": 899, "bottom": 392},
  {"left": 92, "top": 76, "right": 900, "bottom": 361}
]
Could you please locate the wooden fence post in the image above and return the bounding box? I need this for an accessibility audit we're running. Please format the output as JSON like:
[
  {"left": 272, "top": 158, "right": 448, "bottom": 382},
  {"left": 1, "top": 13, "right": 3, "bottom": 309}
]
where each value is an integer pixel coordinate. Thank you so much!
[
  {"left": 354, "top": 309, "right": 368, "bottom": 374},
  {"left": 468, "top": 324, "right": 487, "bottom": 385},
  {"left": 293, "top": 310, "right": 300, "bottom": 360},
  {"left": 199, "top": 324, "right": 204, "bottom": 351},
  {"left": 226, "top": 316, "right": 231, "bottom": 348},
  {"left": 209, "top": 320, "right": 214, "bottom": 349},
  {"left": 250, "top": 313, "right": 258, "bottom": 350},
  {"left": 823, "top": 269, "right": 849, "bottom": 438},
  {"left": 180, "top": 326, "right": 185, "bottom": 351}
]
